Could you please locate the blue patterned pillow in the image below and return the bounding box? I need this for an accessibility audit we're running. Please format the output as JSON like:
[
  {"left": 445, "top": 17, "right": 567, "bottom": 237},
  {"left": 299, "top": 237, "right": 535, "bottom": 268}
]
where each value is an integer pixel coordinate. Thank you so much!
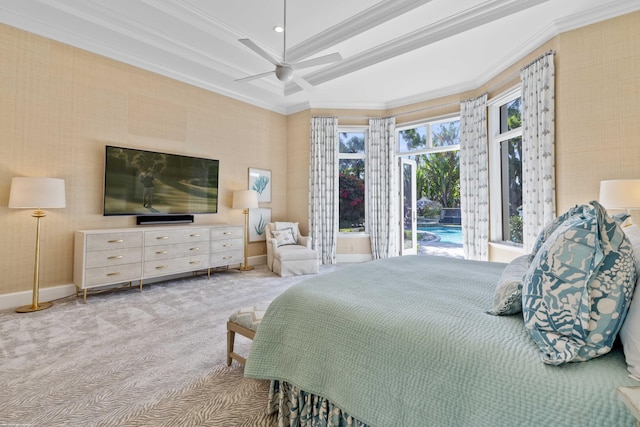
[
  {"left": 530, "top": 204, "right": 587, "bottom": 258},
  {"left": 522, "top": 201, "right": 636, "bottom": 365}
]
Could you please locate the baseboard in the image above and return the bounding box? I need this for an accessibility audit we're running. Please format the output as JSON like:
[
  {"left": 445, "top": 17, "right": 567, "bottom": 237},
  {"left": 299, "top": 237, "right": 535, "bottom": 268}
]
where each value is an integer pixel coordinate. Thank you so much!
[
  {"left": 0, "top": 284, "right": 77, "bottom": 312},
  {"left": 247, "top": 254, "right": 267, "bottom": 267},
  {"left": 0, "top": 256, "right": 269, "bottom": 312},
  {"left": 337, "top": 253, "right": 372, "bottom": 263}
]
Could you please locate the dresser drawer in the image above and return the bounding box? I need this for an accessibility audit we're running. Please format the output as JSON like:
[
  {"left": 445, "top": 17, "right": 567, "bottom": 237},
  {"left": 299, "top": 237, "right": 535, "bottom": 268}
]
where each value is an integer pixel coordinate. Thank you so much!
[
  {"left": 84, "top": 263, "right": 142, "bottom": 288},
  {"left": 145, "top": 242, "right": 209, "bottom": 261},
  {"left": 144, "top": 254, "right": 209, "bottom": 277},
  {"left": 86, "top": 232, "right": 143, "bottom": 252},
  {"left": 210, "top": 238, "right": 243, "bottom": 253},
  {"left": 85, "top": 247, "right": 142, "bottom": 269},
  {"left": 211, "top": 226, "right": 243, "bottom": 240},
  {"left": 144, "top": 228, "right": 209, "bottom": 247},
  {"left": 211, "top": 250, "right": 243, "bottom": 267}
]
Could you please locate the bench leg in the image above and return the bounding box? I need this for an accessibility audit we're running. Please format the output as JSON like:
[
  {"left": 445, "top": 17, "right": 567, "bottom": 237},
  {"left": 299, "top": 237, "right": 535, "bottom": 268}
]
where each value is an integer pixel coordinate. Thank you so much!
[{"left": 227, "top": 329, "right": 235, "bottom": 366}]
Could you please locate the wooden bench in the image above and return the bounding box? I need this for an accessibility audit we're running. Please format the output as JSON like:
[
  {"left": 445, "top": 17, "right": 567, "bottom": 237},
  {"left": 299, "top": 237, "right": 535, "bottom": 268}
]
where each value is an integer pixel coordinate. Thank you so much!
[{"left": 227, "top": 302, "right": 270, "bottom": 365}]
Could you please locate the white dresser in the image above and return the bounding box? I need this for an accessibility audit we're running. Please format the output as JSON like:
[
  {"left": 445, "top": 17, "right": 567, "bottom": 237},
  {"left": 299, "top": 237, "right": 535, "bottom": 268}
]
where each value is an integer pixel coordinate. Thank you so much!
[{"left": 74, "top": 224, "right": 243, "bottom": 302}]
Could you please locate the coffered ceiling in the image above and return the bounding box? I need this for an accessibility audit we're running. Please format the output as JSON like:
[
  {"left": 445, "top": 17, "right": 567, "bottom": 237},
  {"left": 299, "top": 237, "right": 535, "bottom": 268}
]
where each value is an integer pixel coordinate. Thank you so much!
[{"left": 1, "top": 0, "right": 639, "bottom": 114}]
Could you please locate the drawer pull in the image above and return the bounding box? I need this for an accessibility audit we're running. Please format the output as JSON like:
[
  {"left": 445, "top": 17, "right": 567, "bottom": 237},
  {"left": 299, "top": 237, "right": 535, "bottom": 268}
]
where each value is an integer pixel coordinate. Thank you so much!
[
  {"left": 189, "top": 261, "right": 201, "bottom": 265},
  {"left": 223, "top": 244, "right": 232, "bottom": 247},
  {"left": 156, "top": 251, "right": 168, "bottom": 255},
  {"left": 223, "top": 231, "right": 233, "bottom": 235},
  {"left": 223, "top": 256, "right": 232, "bottom": 260},
  {"left": 156, "top": 265, "right": 168, "bottom": 270},
  {"left": 108, "top": 255, "right": 123, "bottom": 260},
  {"left": 190, "top": 234, "right": 201, "bottom": 237},
  {"left": 156, "top": 236, "right": 169, "bottom": 240},
  {"left": 190, "top": 247, "right": 200, "bottom": 251},
  {"left": 108, "top": 239, "right": 124, "bottom": 243},
  {"left": 107, "top": 272, "right": 122, "bottom": 277}
]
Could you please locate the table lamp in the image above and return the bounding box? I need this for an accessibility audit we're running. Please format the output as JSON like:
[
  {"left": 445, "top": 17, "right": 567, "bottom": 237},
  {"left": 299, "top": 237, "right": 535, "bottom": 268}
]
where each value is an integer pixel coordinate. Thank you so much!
[{"left": 599, "top": 179, "right": 640, "bottom": 222}]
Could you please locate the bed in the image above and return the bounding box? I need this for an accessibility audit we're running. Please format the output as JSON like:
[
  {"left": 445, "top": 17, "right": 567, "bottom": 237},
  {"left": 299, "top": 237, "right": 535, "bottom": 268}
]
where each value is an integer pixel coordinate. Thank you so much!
[{"left": 244, "top": 254, "right": 638, "bottom": 426}]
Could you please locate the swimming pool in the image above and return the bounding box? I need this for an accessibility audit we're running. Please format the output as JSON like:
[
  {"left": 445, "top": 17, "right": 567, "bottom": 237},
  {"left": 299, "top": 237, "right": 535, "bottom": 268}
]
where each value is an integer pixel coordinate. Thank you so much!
[{"left": 417, "top": 225, "right": 462, "bottom": 245}]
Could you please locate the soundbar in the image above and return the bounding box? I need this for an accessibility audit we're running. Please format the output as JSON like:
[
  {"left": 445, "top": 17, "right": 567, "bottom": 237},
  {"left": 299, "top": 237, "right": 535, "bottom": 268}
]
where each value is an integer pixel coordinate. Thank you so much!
[{"left": 136, "top": 215, "right": 194, "bottom": 225}]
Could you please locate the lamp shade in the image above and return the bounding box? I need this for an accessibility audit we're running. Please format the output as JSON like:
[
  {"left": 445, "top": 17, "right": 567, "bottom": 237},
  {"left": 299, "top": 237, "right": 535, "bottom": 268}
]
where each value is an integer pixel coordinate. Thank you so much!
[
  {"left": 599, "top": 179, "right": 640, "bottom": 209},
  {"left": 9, "top": 177, "right": 66, "bottom": 209},
  {"left": 232, "top": 189, "right": 258, "bottom": 210}
]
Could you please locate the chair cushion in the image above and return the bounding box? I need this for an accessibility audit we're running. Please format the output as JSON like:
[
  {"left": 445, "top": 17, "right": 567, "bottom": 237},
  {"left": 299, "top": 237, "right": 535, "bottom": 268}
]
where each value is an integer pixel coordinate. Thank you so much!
[
  {"left": 275, "top": 245, "right": 318, "bottom": 262},
  {"left": 229, "top": 302, "right": 270, "bottom": 331}
]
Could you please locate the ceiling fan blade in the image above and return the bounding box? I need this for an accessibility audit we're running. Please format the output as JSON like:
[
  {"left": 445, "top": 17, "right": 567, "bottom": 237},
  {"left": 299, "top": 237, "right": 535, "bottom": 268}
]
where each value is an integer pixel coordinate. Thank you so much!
[
  {"left": 238, "top": 39, "right": 280, "bottom": 66},
  {"left": 293, "top": 52, "right": 342, "bottom": 70},
  {"left": 235, "top": 70, "right": 275, "bottom": 82},
  {"left": 292, "top": 74, "right": 315, "bottom": 91}
]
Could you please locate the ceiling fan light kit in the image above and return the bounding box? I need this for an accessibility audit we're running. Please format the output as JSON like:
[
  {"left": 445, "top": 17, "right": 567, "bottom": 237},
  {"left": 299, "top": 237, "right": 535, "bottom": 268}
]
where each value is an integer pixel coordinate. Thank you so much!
[{"left": 275, "top": 64, "right": 294, "bottom": 82}]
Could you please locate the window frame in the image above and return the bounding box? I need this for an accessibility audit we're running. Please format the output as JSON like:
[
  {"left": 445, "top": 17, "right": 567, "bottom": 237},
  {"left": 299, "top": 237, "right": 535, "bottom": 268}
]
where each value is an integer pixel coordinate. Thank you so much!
[
  {"left": 338, "top": 126, "right": 368, "bottom": 235},
  {"left": 488, "top": 85, "right": 523, "bottom": 246},
  {"left": 396, "top": 113, "right": 461, "bottom": 156}
]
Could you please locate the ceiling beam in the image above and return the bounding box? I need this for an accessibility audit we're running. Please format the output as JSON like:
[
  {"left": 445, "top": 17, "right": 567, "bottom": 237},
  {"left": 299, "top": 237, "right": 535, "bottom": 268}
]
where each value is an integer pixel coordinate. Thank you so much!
[{"left": 286, "top": 0, "right": 433, "bottom": 63}]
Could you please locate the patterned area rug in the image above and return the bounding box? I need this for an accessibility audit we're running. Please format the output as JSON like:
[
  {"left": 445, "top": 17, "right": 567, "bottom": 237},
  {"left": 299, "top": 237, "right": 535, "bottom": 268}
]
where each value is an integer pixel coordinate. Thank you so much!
[
  {"left": 121, "top": 364, "right": 275, "bottom": 426},
  {"left": 0, "top": 265, "right": 340, "bottom": 426}
]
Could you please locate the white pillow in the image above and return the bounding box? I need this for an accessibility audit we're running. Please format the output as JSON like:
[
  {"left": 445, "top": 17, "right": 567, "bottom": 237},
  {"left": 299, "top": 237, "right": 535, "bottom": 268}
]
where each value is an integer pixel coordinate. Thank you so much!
[
  {"left": 486, "top": 255, "right": 530, "bottom": 316},
  {"left": 620, "top": 224, "right": 640, "bottom": 380},
  {"left": 274, "top": 221, "right": 299, "bottom": 242},
  {"left": 270, "top": 228, "right": 296, "bottom": 247}
]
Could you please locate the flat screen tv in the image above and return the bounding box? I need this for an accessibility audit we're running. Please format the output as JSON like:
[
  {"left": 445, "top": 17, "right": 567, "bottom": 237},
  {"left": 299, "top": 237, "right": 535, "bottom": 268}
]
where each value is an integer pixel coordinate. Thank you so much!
[{"left": 103, "top": 145, "right": 219, "bottom": 216}]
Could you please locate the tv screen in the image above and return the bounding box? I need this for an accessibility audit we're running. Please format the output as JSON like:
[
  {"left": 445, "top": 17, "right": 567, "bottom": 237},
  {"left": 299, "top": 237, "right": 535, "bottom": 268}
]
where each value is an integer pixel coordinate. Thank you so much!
[{"left": 103, "top": 146, "right": 219, "bottom": 216}]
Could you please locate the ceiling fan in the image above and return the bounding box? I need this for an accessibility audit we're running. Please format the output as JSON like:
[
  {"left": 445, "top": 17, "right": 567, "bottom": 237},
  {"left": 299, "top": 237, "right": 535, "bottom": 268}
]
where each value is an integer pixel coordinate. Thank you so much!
[{"left": 236, "top": 0, "right": 341, "bottom": 88}]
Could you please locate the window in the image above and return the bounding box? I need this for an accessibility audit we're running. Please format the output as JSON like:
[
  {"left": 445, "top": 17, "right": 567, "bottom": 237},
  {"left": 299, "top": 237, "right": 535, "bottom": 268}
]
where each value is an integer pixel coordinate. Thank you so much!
[
  {"left": 489, "top": 88, "right": 523, "bottom": 245},
  {"left": 397, "top": 117, "right": 461, "bottom": 223},
  {"left": 339, "top": 129, "right": 366, "bottom": 233}
]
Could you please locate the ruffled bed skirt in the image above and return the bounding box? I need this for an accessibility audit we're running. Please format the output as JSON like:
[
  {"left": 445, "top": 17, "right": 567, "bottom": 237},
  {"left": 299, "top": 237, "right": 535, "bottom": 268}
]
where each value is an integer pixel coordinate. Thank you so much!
[{"left": 267, "top": 380, "right": 369, "bottom": 427}]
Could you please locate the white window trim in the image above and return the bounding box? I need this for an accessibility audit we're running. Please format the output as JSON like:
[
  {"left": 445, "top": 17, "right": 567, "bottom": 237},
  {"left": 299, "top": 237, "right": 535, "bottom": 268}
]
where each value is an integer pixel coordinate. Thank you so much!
[
  {"left": 488, "top": 85, "right": 522, "bottom": 245},
  {"left": 338, "top": 126, "right": 368, "bottom": 235}
]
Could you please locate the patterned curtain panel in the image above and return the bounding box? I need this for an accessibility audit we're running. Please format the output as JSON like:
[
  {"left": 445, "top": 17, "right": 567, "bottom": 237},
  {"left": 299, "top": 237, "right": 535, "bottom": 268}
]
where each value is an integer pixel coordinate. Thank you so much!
[
  {"left": 367, "top": 117, "right": 398, "bottom": 259},
  {"left": 459, "top": 94, "right": 489, "bottom": 261},
  {"left": 521, "top": 52, "right": 556, "bottom": 252},
  {"left": 309, "top": 116, "right": 339, "bottom": 264}
]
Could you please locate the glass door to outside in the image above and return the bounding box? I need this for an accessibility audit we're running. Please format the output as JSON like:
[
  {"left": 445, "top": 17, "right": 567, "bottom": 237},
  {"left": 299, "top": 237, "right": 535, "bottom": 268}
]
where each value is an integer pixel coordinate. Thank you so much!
[{"left": 400, "top": 158, "right": 417, "bottom": 255}]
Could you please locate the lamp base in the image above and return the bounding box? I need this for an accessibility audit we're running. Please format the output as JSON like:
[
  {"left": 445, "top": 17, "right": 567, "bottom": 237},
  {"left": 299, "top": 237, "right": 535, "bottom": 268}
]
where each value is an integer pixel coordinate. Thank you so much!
[
  {"left": 238, "top": 266, "right": 254, "bottom": 271},
  {"left": 16, "top": 301, "right": 53, "bottom": 313}
]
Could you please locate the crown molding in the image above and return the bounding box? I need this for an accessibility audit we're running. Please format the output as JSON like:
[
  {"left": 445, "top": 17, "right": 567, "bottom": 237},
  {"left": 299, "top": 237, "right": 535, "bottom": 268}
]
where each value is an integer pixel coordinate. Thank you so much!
[
  {"left": 3, "top": 0, "right": 639, "bottom": 117},
  {"left": 554, "top": 0, "right": 640, "bottom": 33}
]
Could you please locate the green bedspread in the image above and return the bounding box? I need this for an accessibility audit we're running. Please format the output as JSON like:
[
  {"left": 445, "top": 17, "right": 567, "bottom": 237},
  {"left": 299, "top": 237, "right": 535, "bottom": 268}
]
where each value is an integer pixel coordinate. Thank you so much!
[{"left": 245, "top": 255, "right": 637, "bottom": 426}]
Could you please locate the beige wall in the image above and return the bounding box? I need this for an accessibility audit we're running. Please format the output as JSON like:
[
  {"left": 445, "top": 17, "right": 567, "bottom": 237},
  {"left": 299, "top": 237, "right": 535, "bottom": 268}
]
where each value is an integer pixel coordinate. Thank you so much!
[
  {"left": 1, "top": 11, "right": 640, "bottom": 299},
  {"left": 0, "top": 24, "right": 287, "bottom": 297}
]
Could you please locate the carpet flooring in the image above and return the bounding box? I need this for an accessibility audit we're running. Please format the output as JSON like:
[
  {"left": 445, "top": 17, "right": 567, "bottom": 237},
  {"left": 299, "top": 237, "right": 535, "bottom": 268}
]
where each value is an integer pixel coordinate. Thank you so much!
[{"left": 0, "top": 264, "right": 341, "bottom": 426}]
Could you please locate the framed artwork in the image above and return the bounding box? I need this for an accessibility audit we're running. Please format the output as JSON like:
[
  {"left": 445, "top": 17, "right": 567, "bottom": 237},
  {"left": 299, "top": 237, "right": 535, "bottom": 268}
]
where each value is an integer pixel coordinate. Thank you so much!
[
  {"left": 249, "top": 168, "right": 271, "bottom": 203},
  {"left": 248, "top": 208, "right": 271, "bottom": 242}
]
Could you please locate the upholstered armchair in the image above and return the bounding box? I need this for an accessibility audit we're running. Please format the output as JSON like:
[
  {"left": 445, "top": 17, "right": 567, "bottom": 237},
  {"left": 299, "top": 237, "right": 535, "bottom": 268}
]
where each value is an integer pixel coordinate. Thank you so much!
[{"left": 265, "top": 222, "right": 319, "bottom": 277}]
